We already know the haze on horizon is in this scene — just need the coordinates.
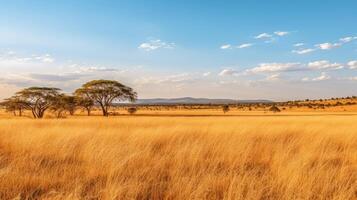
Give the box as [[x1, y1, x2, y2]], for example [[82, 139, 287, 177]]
[[0, 0, 356, 101]]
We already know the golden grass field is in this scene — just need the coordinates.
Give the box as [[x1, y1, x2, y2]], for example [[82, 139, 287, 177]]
[[0, 112, 356, 200]]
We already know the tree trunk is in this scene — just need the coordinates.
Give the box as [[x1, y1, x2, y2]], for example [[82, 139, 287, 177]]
[[31, 108, 37, 119], [99, 103, 108, 116], [86, 108, 91, 116], [37, 109, 45, 118]]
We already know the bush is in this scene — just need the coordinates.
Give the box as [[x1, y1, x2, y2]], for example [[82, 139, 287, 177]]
[[222, 105, 230, 113], [269, 105, 281, 113], [127, 107, 137, 115]]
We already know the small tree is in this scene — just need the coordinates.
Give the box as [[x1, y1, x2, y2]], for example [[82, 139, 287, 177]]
[[222, 105, 230, 113], [62, 95, 77, 115], [50, 94, 67, 118], [50, 94, 77, 118], [75, 80, 137, 116], [16, 87, 61, 118], [76, 96, 94, 116], [127, 107, 137, 115], [0, 96, 26, 116], [269, 105, 281, 113]]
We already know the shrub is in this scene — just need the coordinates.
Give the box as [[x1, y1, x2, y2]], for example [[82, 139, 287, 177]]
[[222, 105, 230, 113], [269, 105, 281, 113], [127, 107, 137, 115]]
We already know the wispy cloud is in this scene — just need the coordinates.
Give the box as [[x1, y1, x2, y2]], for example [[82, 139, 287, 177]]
[[314, 36, 356, 50], [220, 43, 253, 50], [313, 72, 331, 81], [220, 44, 232, 49], [265, 73, 281, 81], [294, 43, 305, 47], [237, 43, 253, 49], [245, 60, 346, 75], [73, 65, 120, 73], [218, 69, 239, 76], [302, 72, 331, 82], [138, 39, 175, 51], [28, 73, 86, 82], [254, 33, 272, 39], [292, 48, 315, 54], [308, 60, 344, 70], [315, 42, 342, 50], [274, 31, 289, 36], [246, 63, 302, 73], [203, 72, 211, 76], [347, 60, 357, 69], [0, 51, 55, 66], [339, 36, 357, 43], [254, 31, 289, 43]]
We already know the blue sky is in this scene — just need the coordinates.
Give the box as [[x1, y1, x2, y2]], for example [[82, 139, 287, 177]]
[[0, 0, 356, 100]]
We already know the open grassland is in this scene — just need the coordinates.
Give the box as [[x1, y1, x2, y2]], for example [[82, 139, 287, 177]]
[[0, 115, 356, 199]]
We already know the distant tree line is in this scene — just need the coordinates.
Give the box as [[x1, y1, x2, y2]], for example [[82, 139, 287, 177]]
[[0, 80, 137, 118]]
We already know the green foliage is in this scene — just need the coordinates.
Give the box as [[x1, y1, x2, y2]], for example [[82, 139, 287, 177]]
[[15, 87, 61, 118], [75, 80, 137, 116], [51, 95, 77, 118], [75, 96, 94, 116], [0, 96, 26, 116]]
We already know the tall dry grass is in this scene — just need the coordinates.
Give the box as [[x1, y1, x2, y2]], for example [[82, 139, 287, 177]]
[[0, 116, 356, 199]]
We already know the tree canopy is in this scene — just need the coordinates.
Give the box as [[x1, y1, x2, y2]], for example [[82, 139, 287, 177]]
[[16, 87, 61, 118], [75, 80, 137, 116]]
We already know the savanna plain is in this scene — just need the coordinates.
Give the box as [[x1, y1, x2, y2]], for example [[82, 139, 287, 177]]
[[0, 110, 356, 200]]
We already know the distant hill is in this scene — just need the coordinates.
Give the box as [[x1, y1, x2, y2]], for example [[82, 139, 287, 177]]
[[135, 97, 273, 105]]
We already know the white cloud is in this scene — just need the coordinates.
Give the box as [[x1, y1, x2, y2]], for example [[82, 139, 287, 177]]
[[312, 36, 356, 51], [247, 63, 302, 73], [266, 73, 281, 81], [219, 69, 238, 76], [302, 72, 331, 82], [73, 65, 119, 73], [237, 43, 253, 49], [220, 44, 232, 49], [308, 60, 344, 70], [138, 39, 175, 51], [292, 48, 316, 54], [315, 42, 341, 50], [274, 31, 289, 36], [347, 60, 357, 69], [255, 33, 272, 39], [339, 36, 357, 43], [221, 43, 253, 50], [34, 54, 55, 63], [312, 72, 331, 81], [203, 72, 211, 77], [294, 43, 304, 47], [0, 52, 55, 68]]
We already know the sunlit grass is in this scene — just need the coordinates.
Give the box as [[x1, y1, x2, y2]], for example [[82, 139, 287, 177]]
[[0, 115, 356, 199]]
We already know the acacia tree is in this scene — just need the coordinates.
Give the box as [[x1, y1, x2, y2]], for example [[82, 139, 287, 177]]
[[75, 80, 137, 116], [50, 94, 67, 118], [16, 87, 61, 118], [0, 96, 26, 116], [75, 96, 94, 116], [50, 94, 77, 118], [62, 95, 77, 115]]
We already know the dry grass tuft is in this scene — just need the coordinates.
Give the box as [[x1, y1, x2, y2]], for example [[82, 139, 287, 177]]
[[0, 116, 356, 199]]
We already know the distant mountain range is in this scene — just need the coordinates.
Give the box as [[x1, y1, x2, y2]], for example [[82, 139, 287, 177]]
[[135, 97, 273, 105]]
